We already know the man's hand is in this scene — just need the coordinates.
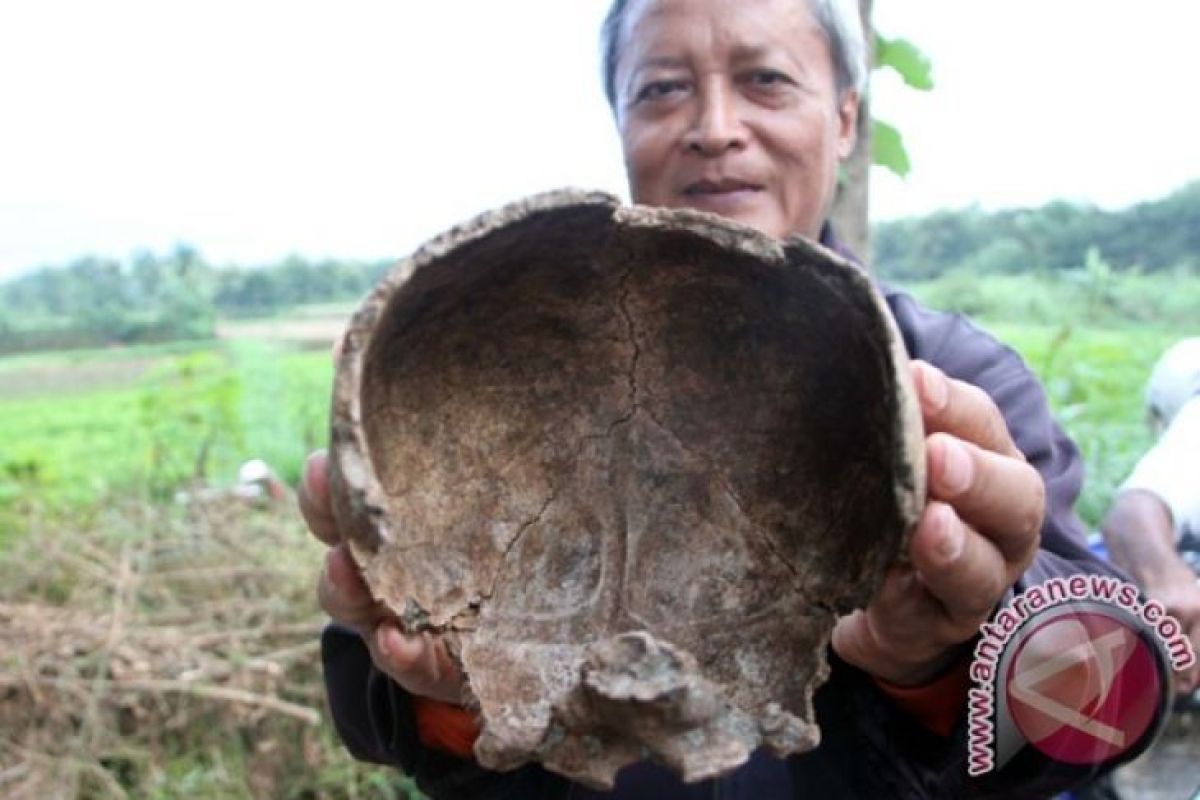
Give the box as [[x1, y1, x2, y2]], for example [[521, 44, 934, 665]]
[[1103, 489, 1200, 696], [300, 450, 466, 704], [832, 360, 1045, 686], [1146, 575, 1200, 695]]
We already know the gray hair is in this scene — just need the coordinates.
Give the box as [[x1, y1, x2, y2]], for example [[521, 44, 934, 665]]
[[601, 0, 867, 110]]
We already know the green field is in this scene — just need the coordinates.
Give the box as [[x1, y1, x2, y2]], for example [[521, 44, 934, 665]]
[[0, 286, 1190, 798], [900, 270, 1192, 526], [0, 311, 1180, 533], [0, 339, 332, 520], [0, 322, 427, 797], [983, 322, 1175, 526]]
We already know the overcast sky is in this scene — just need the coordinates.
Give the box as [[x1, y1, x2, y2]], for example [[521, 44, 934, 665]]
[[2, 1, 1198, 278]]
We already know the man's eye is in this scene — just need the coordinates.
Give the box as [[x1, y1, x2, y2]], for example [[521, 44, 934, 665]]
[[635, 80, 688, 103], [747, 69, 792, 88]]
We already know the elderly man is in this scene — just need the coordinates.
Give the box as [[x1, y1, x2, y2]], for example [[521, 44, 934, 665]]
[[301, 1, 1144, 796]]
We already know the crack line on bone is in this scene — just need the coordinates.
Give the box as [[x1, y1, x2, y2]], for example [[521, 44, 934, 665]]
[[607, 256, 826, 614], [470, 487, 561, 614], [467, 249, 639, 624], [614, 260, 641, 412], [568, 260, 642, 455], [637, 404, 821, 602]]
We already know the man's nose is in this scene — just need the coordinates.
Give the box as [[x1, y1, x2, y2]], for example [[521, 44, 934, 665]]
[[683, 83, 746, 156]]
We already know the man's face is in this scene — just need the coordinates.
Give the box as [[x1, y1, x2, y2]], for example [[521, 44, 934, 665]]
[[613, 0, 859, 241]]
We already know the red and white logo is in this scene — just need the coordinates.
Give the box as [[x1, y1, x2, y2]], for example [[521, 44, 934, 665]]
[[966, 576, 1188, 777], [1005, 610, 1162, 765]]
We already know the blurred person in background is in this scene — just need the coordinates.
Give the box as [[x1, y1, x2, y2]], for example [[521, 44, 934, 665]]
[[1102, 337, 1200, 698]]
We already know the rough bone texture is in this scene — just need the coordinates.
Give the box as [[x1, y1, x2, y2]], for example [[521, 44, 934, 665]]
[[328, 190, 925, 788]]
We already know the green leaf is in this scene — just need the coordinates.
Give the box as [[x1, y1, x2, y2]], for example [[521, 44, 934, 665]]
[[872, 119, 911, 177], [875, 35, 934, 91]]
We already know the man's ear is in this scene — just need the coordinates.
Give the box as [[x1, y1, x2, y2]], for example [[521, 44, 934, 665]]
[[836, 89, 860, 160]]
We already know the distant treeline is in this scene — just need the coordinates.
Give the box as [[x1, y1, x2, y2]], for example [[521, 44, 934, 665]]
[[0, 247, 390, 353], [874, 180, 1200, 280], [2, 181, 1198, 353]]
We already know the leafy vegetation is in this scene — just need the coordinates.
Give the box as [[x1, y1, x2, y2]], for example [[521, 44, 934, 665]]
[[898, 266, 1186, 527], [0, 339, 331, 523], [898, 255, 1200, 330], [0, 498, 424, 799], [875, 181, 1200, 280], [872, 31, 934, 178], [5, 182, 1196, 356], [0, 248, 388, 354]]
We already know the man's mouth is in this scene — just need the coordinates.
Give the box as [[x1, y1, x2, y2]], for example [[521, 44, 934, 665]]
[[683, 178, 763, 197], [680, 179, 763, 214]]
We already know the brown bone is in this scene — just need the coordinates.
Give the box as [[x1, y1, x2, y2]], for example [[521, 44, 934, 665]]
[[328, 189, 925, 788]]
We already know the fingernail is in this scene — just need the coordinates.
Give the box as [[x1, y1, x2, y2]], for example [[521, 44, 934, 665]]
[[376, 623, 394, 657], [940, 439, 972, 495], [936, 508, 964, 561], [304, 451, 328, 496], [325, 546, 346, 582], [919, 363, 948, 412]]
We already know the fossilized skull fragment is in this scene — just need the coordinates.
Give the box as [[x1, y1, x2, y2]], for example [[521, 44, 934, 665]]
[[328, 190, 925, 788]]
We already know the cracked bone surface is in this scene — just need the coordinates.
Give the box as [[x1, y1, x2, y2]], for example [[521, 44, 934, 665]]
[[328, 190, 925, 788]]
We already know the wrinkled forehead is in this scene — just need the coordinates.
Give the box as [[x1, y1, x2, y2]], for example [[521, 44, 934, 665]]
[[615, 0, 823, 74]]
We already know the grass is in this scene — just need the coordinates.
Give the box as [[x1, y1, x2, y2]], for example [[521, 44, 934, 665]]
[[0, 339, 331, 518], [0, 499, 424, 799], [900, 269, 1188, 528], [0, 276, 1192, 797], [0, 339, 216, 376], [0, 293, 1178, 530], [901, 267, 1200, 330], [982, 322, 1177, 527]]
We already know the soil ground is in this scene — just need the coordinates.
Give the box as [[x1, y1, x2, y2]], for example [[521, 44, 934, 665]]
[[1111, 707, 1200, 799]]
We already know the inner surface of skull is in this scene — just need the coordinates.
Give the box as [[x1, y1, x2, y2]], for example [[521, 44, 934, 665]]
[[328, 190, 925, 788]]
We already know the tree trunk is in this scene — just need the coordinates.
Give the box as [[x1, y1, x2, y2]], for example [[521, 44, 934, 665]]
[[829, 0, 874, 262]]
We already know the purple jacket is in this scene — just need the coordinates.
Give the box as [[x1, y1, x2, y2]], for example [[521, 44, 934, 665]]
[[321, 249, 1128, 799]]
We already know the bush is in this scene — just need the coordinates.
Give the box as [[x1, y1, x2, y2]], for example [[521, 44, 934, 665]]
[[901, 270, 1198, 330], [0, 500, 425, 799]]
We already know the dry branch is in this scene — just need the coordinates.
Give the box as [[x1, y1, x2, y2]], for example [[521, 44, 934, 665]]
[[0, 675, 320, 726], [0, 500, 334, 797]]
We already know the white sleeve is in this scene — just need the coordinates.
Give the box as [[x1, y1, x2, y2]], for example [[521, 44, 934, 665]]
[[1121, 395, 1200, 541]]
